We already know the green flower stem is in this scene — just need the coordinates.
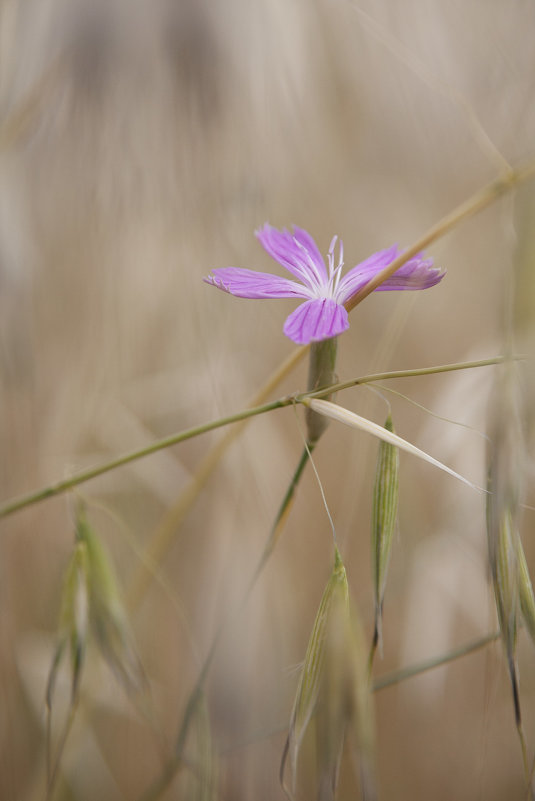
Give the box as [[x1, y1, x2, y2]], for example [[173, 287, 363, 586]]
[[0, 356, 509, 521], [306, 338, 338, 444], [219, 631, 501, 754]]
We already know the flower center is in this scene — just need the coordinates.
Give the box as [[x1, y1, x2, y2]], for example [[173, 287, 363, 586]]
[[325, 235, 345, 300]]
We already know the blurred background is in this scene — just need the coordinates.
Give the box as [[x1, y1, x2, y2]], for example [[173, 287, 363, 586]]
[[1, 0, 535, 799]]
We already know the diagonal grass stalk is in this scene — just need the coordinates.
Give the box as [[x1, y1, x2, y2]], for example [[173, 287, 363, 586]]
[[0, 357, 509, 521], [372, 631, 500, 692], [344, 161, 535, 314], [221, 632, 501, 751]]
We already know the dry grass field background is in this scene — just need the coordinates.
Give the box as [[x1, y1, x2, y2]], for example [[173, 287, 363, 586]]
[[1, 1, 535, 799]]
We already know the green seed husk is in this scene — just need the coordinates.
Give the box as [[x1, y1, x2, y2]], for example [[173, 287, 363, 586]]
[[47, 505, 148, 797], [486, 362, 524, 727], [283, 548, 375, 800], [371, 415, 399, 653], [494, 509, 518, 658], [287, 548, 347, 783], [47, 539, 90, 712], [46, 521, 91, 793], [486, 479, 522, 728], [318, 583, 376, 801], [517, 535, 535, 647], [75, 508, 146, 695]]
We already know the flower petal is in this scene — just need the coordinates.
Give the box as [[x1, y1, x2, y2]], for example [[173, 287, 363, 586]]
[[204, 268, 311, 299], [256, 224, 328, 289], [337, 245, 445, 302], [372, 256, 445, 291], [283, 299, 349, 345], [336, 245, 400, 300]]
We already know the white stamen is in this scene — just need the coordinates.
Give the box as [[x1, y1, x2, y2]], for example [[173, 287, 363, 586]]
[[331, 238, 345, 297], [328, 236, 338, 280], [328, 235, 338, 257]]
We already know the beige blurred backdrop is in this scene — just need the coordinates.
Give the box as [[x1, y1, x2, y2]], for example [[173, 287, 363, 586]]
[[1, 1, 535, 799]]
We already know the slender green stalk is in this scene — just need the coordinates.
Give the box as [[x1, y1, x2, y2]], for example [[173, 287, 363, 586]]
[[0, 356, 507, 521], [0, 398, 290, 519], [372, 631, 500, 692], [137, 636, 220, 801], [222, 631, 501, 753], [305, 355, 511, 399]]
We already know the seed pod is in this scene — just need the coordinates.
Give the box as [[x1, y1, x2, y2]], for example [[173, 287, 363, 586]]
[[283, 548, 375, 800], [46, 506, 146, 797], [371, 415, 399, 652], [76, 508, 146, 695], [285, 547, 347, 790], [46, 533, 91, 792], [318, 580, 376, 801], [313, 553, 351, 800], [47, 539, 90, 710], [491, 508, 518, 660]]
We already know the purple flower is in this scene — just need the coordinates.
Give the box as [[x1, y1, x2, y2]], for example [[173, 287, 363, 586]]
[[204, 224, 445, 345]]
